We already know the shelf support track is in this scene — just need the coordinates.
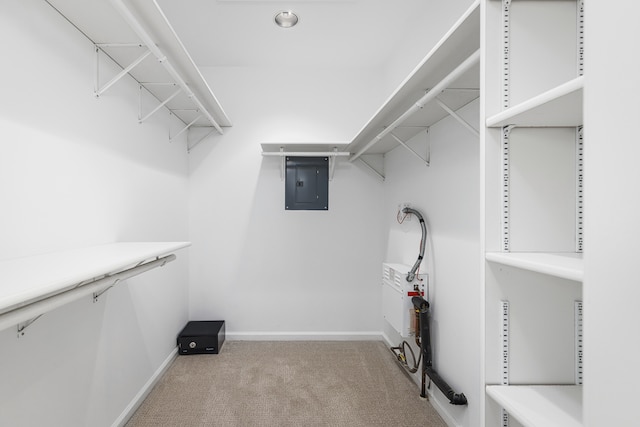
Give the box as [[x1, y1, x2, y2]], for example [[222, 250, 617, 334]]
[[502, 0, 512, 110], [501, 300, 510, 427], [94, 45, 151, 97], [501, 125, 514, 252], [575, 301, 584, 385], [576, 126, 584, 252]]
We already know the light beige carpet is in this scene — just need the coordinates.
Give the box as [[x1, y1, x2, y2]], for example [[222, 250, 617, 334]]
[[126, 341, 447, 427]]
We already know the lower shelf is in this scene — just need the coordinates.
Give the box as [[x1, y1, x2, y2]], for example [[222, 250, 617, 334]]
[[486, 385, 582, 427]]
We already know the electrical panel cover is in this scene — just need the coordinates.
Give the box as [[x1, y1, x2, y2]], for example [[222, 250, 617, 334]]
[[285, 157, 329, 210]]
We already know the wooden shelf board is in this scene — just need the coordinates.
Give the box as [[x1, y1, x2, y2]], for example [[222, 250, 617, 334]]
[[486, 252, 583, 282], [486, 77, 584, 128], [0, 242, 190, 315], [486, 385, 582, 427]]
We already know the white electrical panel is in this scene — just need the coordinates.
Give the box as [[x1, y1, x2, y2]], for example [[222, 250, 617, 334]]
[[382, 263, 427, 337]]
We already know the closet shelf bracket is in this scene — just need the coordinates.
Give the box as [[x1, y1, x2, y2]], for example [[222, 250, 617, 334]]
[[389, 130, 430, 166], [139, 85, 182, 123], [94, 44, 151, 97], [357, 156, 385, 181], [16, 315, 43, 338], [435, 97, 479, 137], [170, 114, 202, 142]]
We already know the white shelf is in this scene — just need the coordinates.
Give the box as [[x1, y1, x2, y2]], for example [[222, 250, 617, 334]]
[[45, 0, 231, 130], [346, 1, 480, 157], [486, 252, 583, 282], [261, 143, 350, 156], [486, 77, 584, 128], [486, 385, 582, 427], [0, 242, 190, 316]]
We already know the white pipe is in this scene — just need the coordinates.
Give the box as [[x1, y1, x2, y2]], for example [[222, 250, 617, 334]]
[[262, 152, 351, 157], [109, 0, 224, 134], [350, 49, 480, 162], [0, 254, 176, 333]]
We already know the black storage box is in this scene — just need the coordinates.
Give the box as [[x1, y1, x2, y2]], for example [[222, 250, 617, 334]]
[[177, 320, 225, 355]]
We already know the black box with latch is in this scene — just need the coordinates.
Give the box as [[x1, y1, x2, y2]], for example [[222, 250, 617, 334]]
[[177, 321, 225, 355]]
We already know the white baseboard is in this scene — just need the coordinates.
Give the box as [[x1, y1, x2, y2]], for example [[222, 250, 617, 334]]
[[226, 331, 384, 341], [112, 347, 178, 427]]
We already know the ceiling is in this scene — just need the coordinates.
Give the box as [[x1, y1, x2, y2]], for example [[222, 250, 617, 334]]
[[155, 0, 435, 68]]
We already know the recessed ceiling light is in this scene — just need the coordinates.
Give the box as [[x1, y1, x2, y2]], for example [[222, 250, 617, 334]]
[[274, 11, 299, 28]]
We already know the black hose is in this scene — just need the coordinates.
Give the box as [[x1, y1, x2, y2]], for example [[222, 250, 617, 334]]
[[402, 207, 426, 282], [413, 295, 467, 405]]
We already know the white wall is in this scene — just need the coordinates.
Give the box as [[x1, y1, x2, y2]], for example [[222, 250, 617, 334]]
[[584, 1, 640, 425], [382, 100, 481, 427], [188, 66, 387, 338], [0, 1, 190, 425], [382, 0, 476, 96]]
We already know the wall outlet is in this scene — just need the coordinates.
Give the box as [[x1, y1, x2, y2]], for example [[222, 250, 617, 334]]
[[398, 202, 411, 220]]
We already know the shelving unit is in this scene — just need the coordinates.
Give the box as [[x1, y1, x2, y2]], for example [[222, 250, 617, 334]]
[[44, 0, 231, 141], [482, 1, 584, 426], [345, 1, 480, 177], [0, 242, 190, 334]]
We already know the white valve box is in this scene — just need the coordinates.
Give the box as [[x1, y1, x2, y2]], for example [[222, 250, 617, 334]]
[[382, 263, 427, 337]]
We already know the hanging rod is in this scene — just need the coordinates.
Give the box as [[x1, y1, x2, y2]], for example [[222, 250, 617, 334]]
[[349, 49, 480, 162], [109, 0, 224, 135], [0, 254, 176, 334]]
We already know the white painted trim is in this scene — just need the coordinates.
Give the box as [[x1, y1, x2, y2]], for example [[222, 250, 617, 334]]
[[226, 331, 383, 341], [112, 347, 178, 427]]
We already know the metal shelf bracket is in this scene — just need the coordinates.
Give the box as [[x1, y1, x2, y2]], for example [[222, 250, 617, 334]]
[[435, 97, 479, 137], [16, 315, 43, 338], [94, 44, 151, 97], [389, 129, 430, 166], [138, 84, 181, 123]]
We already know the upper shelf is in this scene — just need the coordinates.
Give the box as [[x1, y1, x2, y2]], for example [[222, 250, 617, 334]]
[[45, 0, 231, 130], [261, 143, 350, 156], [0, 242, 190, 316], [346, 1, 480, 159], [486, 77, 584, 128], [486, 252, 583, 282]]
